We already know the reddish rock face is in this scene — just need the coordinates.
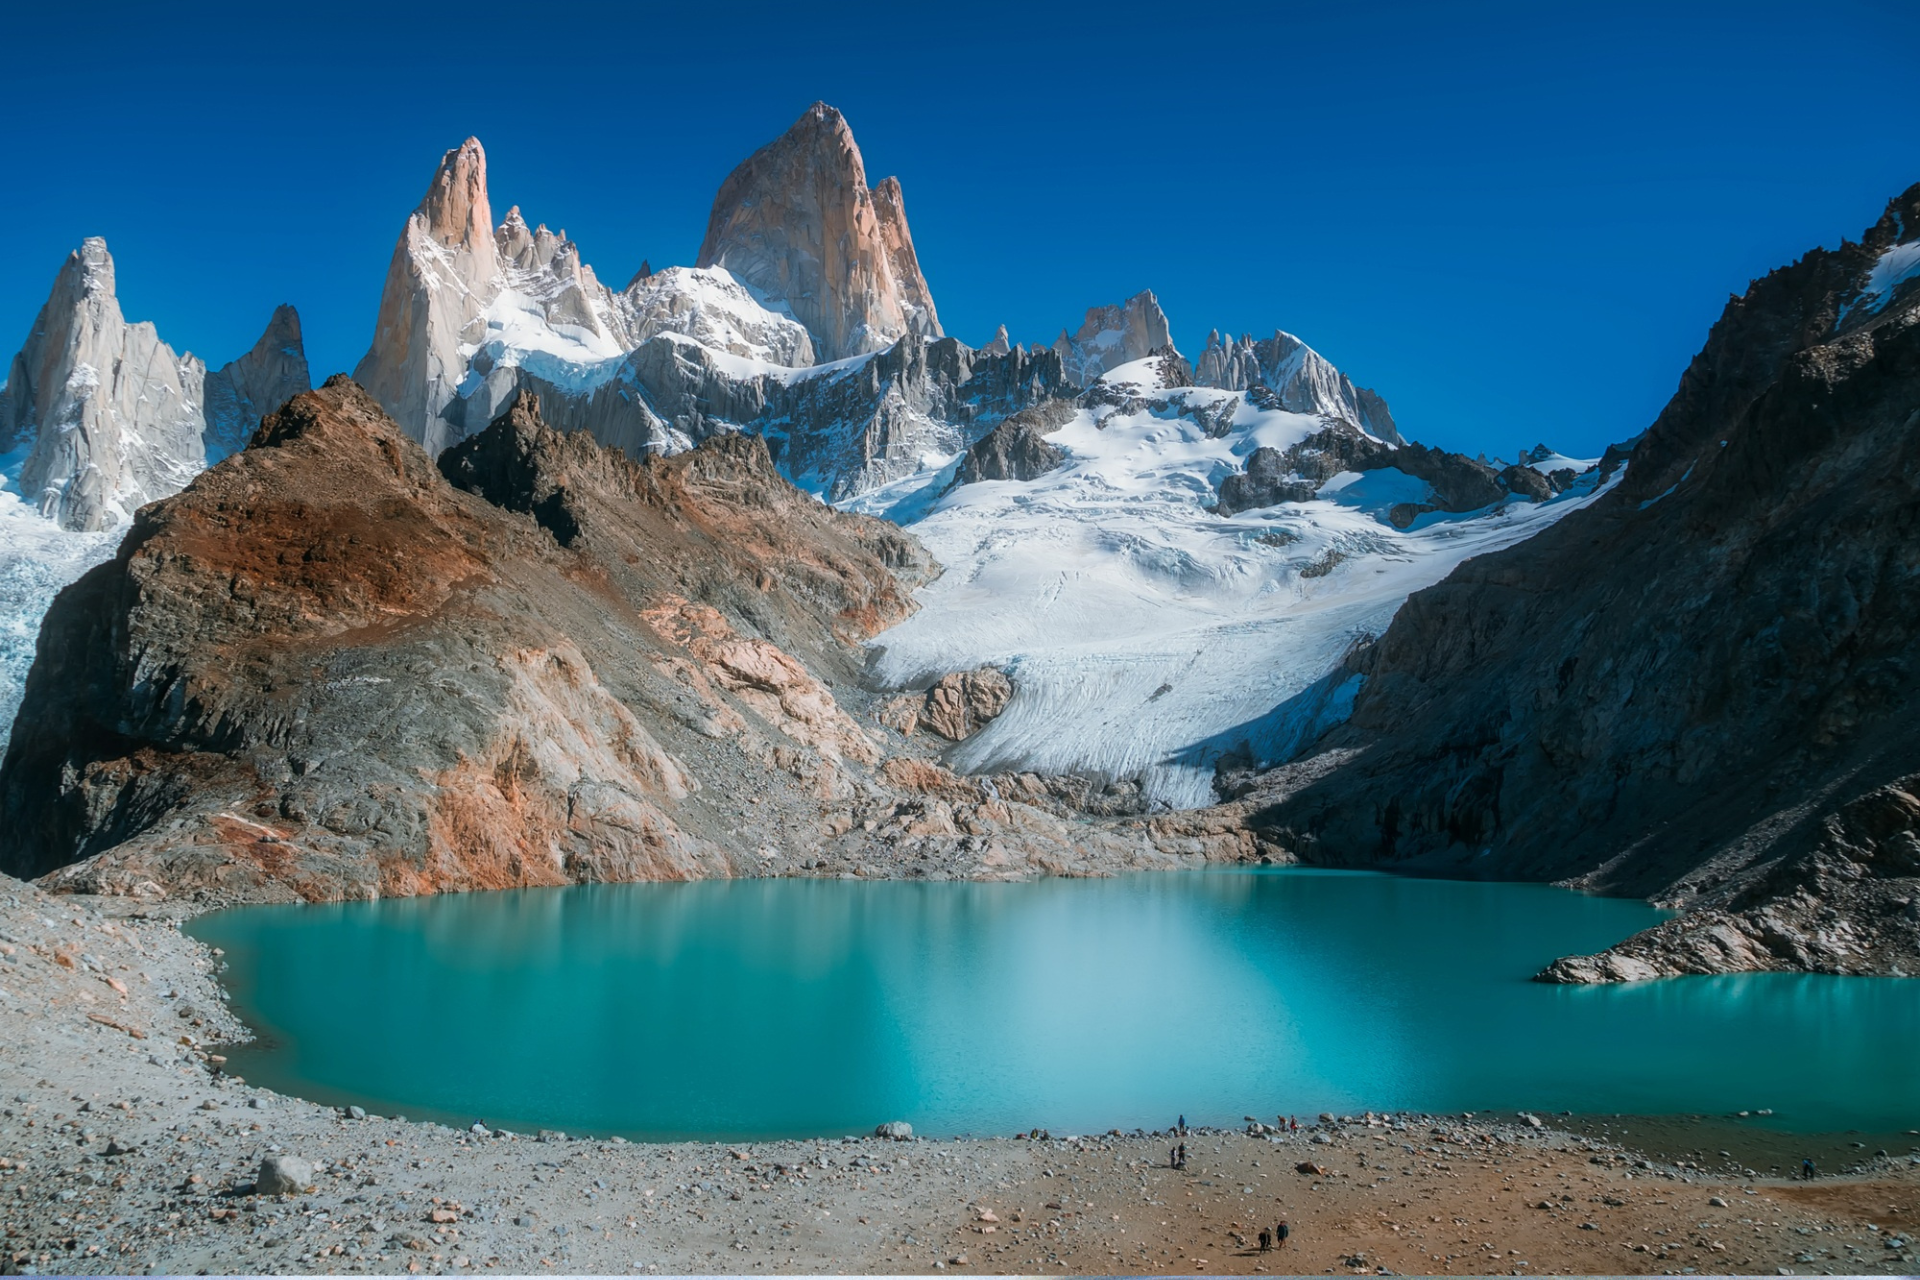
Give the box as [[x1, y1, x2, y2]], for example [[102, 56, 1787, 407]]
[[697, 102, 941, 362]]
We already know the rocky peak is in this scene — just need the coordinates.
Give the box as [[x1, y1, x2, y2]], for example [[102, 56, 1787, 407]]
[[1, 238, 307, 531], [1052, 291, 1175, 385], [697, 102, 942, 362], [203, 303, 311, 458], [420, 136, 494, 256], [979, 324, 1012, 357], [1194, 327, 1402, 444], [354, 137, 512, 454]]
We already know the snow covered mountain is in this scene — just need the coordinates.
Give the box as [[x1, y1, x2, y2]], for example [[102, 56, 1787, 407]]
[[0, 238, 309, 751], [1195, 328, 1403, 443], [851, 355, 1607, 807]]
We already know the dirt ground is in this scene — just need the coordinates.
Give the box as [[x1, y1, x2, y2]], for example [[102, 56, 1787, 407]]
[[3, 874, 1917, 1276]]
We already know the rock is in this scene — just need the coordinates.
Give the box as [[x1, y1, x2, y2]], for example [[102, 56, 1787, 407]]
[[920, 669, 1014, 741], [951, 401, 1073, 485], [469, 1123, 489, 1136], [255, 1155, 314, 1196], [698, 102, 940, 363], [1297, 1161, 1328, 1176], [875, 1121, 913, 1140], [1709, 1196, 1730, 1207], [346, 1105, 366, 1120]]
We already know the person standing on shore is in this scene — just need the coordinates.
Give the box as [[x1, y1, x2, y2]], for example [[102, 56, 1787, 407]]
[[1802, 1157, 1816, 1180], [1258, 1228, 1273, 1252], [1276, 1219, 1290, 1248], [1178, 1113, 1186, 1135]]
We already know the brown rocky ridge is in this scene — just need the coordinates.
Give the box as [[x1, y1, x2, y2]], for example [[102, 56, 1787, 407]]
[[1235, 181, 1920, 981], [0, 380, 1254, 903]]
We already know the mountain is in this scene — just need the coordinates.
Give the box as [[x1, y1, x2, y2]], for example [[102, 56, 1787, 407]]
[[1240, 182, 1920, 981], [352, 122, 1060, 499], [0, 238, 308, 531], [0, 381, 1228, 899], [698, 102, 941, 362], [1195, 329, 1404, 443]]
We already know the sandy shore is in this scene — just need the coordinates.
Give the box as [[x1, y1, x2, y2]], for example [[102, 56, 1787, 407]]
[[3, 874, 1917, 1277]]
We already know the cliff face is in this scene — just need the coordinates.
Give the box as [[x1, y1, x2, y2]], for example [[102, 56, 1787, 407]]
[[1247, 182, 1920, 979], [0, 381, 1231, 903], [697, 103, 941, 362]]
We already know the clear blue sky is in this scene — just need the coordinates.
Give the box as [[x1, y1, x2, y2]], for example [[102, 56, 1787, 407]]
[[4, 0, 1915, 461]]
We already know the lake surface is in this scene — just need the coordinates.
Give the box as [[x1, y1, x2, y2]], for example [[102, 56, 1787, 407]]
[[189, 869, 1920, 1139]]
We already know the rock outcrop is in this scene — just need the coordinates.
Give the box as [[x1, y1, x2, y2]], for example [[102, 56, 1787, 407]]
[[0, 238, 308, 531], [1195, 329, 1403, 444], [1052, 292, 1175, 385], [1214, 421, 1556, 522], [879, 668, 1014, 742], [950, 400, 1074, 485], [698, 102, 941, 362], [1244, 181, 1920, 979]]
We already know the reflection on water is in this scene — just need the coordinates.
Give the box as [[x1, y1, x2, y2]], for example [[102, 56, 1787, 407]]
[[189, 870, 1920, 1139]]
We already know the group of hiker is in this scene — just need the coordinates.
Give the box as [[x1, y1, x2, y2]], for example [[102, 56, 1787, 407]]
[[1169, 1114, 1293, 1253]]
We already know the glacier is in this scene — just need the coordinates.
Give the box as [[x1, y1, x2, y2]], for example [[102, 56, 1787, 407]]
[[853, 358, 1618, 809]]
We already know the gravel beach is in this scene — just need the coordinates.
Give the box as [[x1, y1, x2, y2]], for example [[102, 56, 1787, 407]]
[[4, 875, 1917, 1277]]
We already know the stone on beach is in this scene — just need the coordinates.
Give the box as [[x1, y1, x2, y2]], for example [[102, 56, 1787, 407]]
[[255, 1154, 314, 1195]]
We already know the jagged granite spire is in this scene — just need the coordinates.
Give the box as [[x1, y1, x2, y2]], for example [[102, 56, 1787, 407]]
[[354, 137, 502, 455], [0, 239, 308, 530], [697, 102, 942, 362]]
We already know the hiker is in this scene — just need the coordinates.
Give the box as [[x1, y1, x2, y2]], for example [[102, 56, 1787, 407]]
[[1178, 1113, 1187, 1135], [1289, 1114, 1298, 1132], [1176, 1142, 1188, 1169], [1169, 1145, 1179, 1169], [1258, 1228, 1273, 1252], [1276, 1219, 1291, 1248], [1802, 1157, 1816, 1180]]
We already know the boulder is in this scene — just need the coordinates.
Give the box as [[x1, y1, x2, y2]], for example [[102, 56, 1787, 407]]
[[255, 1155, 314, 1195], [875, 1121, 913, 1140]]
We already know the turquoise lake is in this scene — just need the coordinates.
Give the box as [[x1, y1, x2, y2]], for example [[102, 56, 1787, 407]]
[[188, 869, 1920, 1140]]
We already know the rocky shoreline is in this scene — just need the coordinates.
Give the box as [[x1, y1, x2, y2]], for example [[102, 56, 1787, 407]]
[[5, 871, 1919, 1277]]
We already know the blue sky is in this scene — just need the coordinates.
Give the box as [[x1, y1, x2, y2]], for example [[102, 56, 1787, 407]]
[[3, 0, 1915, 461]]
